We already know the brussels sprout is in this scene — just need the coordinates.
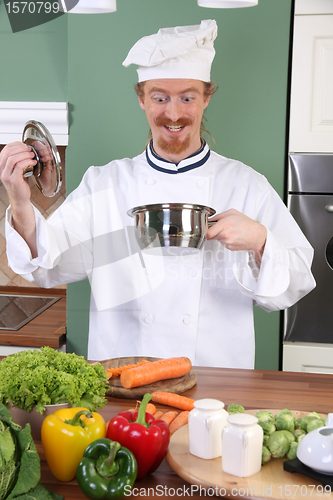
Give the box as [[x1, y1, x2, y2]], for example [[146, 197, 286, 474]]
[[306, 418, 325, 433], [297, 416, 319, 431], [293, 427, 305, 439], [227, 404, 245, 415], [263, 435, 269, 446], [295, 417, 303, 429], [307, 412, 322, 419], [260, 421, 276, 436], [274, 409, 295, 432], [297, 433, 306, 443], [294, 428, 306, 442], [256, 411, 276, 435], [262, 445, 271, 465], [256, 411, 274, 423], [267, 431, 291, 458], [279, 430, 296, 444], [287, 441, 298, 460]]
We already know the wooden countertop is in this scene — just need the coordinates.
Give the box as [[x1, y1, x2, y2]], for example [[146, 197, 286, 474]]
[[0, 296, 66, 348], [35, 367, 333, 499]]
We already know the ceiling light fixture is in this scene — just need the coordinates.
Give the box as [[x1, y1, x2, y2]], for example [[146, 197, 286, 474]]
[[198, 0, 258, 7], [58, 0, 117, 13]]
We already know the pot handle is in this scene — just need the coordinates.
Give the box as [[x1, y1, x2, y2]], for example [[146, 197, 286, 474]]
[[207, 219, 218, 228]]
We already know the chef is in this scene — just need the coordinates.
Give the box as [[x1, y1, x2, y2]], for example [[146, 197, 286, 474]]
[[0, 20, 315, 368]]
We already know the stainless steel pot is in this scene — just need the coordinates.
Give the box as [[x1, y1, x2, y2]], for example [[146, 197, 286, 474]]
[[128, 203, 216, 251]]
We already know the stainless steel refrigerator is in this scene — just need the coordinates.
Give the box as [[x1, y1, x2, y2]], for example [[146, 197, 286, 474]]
[[283, 154, 333, 373]]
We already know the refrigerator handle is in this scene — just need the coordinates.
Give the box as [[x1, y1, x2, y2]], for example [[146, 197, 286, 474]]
[[325, 205, 333, 213]]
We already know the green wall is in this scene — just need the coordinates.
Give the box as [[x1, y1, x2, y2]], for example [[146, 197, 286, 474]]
[[0, 3, 68, 101], [0, 0, 292, 369]]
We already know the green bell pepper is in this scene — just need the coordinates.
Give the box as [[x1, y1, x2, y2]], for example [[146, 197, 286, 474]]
[[76, 438, 137, 500]]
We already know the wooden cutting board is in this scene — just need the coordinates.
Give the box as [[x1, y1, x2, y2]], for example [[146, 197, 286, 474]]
[[101, 356, 197, 399], [166, 409, 332, 500]]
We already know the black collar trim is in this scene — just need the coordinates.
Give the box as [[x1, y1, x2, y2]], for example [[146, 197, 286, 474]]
[[146, 140, 210, 174]]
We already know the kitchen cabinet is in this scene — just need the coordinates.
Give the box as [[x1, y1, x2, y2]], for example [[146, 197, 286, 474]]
[[0, 292, 66, 356], [289, 0, 333, 153], [283, 342, 333, 374]]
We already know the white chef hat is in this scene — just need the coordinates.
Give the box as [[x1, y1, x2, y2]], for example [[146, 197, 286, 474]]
[[122, 20, 218, 83]]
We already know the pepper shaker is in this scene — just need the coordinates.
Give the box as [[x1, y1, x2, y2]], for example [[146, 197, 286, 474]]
[[188, 399, 228, 459], [222, 413, 263, 477]]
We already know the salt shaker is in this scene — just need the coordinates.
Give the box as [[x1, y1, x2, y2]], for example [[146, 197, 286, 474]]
[[221, 413, 263, 477], [188, 399, 228, 459]]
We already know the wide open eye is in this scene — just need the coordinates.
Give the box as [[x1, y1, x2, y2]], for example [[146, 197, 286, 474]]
[[181, 96, 193, 103], [152, 95, 167, 103]]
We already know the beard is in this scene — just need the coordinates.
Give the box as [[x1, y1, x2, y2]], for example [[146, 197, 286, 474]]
[[157, 135, 191, 157], [154, 118, 193, 157]]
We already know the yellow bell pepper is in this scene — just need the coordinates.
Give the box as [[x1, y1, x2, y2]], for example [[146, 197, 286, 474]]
[[41, 406, 106, 482]]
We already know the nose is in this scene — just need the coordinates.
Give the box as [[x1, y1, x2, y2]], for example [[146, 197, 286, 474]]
[[164, 99, 182, 122]]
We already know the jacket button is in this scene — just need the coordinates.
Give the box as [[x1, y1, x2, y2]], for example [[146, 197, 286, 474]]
[[183, 316, 191, 325], [146, 268, 155, 276], [146, 178, 156, 185], [188, 268, 198, 277], [196, 178, 206, 188], [144, 315, 153, 324]]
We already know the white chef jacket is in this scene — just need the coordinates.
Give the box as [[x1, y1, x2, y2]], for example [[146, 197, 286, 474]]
[[5, 141, 315, 368]]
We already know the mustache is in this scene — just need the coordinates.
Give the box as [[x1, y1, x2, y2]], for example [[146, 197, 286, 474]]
[[154, 117, 193, 127]]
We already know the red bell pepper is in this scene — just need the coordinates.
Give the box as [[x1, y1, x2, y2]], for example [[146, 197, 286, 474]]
[[107, 393, 170, 480]]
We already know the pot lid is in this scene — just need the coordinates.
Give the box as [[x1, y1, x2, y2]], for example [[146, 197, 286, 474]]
[[22, 120, 62, 197]]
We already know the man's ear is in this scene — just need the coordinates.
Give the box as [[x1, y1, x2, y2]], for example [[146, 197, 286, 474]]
[[203, 84, 214, 109], [138, 95, 145, 110], [203, 96, 211, 110]]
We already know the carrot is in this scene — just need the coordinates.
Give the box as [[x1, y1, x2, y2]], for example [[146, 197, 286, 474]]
[[120, 357, 192, 389], [106, 359, 150, 379], [151, 391, 196, 411], [146, 403, 156, 415], [154, 411, 164, 420], [160, 411, 178, 426], [169, 411, 190, 436], [128, 402, 156, 415]]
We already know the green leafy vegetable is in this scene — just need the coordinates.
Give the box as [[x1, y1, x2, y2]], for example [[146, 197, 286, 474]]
[[266, 430, 291, 458], [225, 405, 328, 468], [227, 404, 245, 415], [256, 410, 274, 423], [262, 410, 326, 465], [278, 430, 296, 444], [0, 347, 108, 414], [296, 415, 319, 431], [0, 402, 63, 500], [307, 412, 322, 419], [306, 418, 325, 433], [287, 441, 298, 460], [293, 427, 305, 440], [256, 410, 276, 436], [274, 409, 295, 432], [261, 445, 271, 465]]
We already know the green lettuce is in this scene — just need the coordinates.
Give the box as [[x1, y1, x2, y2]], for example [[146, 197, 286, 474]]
[[0, 347, 108, 414]]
